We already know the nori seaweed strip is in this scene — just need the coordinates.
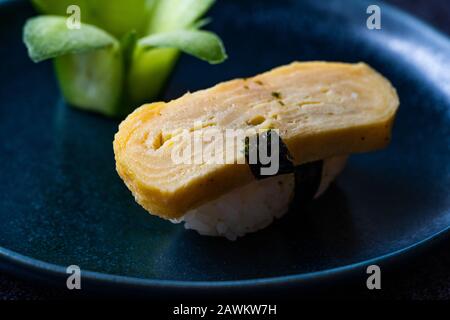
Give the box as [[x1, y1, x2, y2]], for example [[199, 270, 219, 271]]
[[244, 129, 324, 206], [292, 160, 323, 206], [244, 130, 294, 179]]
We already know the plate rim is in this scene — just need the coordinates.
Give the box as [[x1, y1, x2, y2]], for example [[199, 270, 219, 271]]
[[1, 0, 449, 290], [0, 226, 449, 290]]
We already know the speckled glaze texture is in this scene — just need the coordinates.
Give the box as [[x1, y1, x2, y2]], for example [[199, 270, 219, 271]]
[[0, 0, 449, 290]]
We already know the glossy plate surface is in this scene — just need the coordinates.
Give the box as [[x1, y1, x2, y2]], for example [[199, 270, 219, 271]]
[[0, 0, 449, 291]]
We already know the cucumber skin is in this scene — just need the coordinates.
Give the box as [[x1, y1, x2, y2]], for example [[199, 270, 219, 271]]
[[54, 48, 123, 117], [126, 48, 180, 112], [32, 0, 150, 39], [53, 48, 179, 118]]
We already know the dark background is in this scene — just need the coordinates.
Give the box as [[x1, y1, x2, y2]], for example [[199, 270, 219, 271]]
[[1, 0, 449, 300]]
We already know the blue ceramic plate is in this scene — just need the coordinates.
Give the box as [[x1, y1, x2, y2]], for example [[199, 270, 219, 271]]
[[0, 0, 449, 293]]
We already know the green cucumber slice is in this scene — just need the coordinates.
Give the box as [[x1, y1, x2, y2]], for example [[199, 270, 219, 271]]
[[54, 48, 124, 117]]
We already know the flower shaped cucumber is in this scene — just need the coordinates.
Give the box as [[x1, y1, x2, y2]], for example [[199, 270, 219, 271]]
[[23, 0, 227, 117]]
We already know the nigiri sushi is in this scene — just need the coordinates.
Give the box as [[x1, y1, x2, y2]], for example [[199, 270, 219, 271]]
[[113, 61, 399, 240]]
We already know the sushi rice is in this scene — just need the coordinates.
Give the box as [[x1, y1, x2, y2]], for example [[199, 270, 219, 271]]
[[171, 155, 348, 240]]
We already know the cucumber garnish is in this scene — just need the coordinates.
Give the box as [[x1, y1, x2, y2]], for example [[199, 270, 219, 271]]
[[23, 0, 227, 117]]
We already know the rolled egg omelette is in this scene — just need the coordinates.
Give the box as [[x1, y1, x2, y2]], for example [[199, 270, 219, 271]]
[[113, 61, 399, 240]]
